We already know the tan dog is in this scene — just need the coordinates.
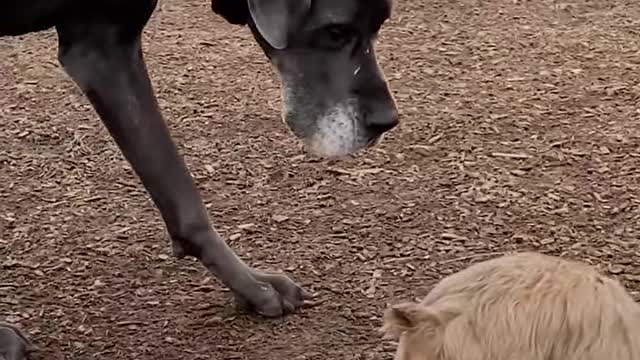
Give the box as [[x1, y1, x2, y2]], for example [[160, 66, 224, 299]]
[[381, 252, 640, 360]]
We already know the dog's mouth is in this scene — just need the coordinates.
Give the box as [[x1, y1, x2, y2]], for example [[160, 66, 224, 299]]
[[366, 134, 383, 148]]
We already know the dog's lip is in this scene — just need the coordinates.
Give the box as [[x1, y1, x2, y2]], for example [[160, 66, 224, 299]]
[[366, 135, 382, 147]]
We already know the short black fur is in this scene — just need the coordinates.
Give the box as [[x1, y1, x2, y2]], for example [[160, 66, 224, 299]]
[[0, 0, 397, 356]]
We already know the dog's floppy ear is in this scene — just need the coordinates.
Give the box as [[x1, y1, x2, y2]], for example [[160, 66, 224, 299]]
[[381, 302, 433, 338], [211, 0, 249, 25], [380, 300, 462, 339], [247, 0, 311, 49]]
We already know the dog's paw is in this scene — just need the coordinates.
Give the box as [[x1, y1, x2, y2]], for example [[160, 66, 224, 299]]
[[234, 271, 313, 317], [0, 323, 35, 360]]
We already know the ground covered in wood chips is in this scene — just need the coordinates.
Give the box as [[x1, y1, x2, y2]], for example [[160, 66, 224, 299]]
[[2, 0, 640, 359]]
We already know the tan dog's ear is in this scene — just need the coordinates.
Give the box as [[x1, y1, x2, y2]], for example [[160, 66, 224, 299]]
[[381, 299, 463, 339], [381, 302, 432, 338]]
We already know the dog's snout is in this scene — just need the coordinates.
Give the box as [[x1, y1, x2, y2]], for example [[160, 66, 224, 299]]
[[354, 77, 399, 136], [365, 102, 399, 134]]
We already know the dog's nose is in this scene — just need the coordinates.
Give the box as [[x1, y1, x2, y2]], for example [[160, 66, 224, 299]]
[[365, 104, 399, 134]]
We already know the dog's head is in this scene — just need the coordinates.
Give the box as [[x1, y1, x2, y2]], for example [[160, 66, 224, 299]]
[[381, 299, 465, 360], [211, 0, 398, 157]]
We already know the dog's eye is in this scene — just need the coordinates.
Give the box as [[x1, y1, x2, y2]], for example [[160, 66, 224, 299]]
[[317, 24, 356, 50]]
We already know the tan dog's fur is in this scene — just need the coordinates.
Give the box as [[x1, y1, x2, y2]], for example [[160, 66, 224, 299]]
[[381, 252, 640, 360]]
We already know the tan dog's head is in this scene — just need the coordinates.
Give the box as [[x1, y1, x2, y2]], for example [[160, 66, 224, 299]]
[[381, 252, 640, 360], [381, 298, 463, 360]]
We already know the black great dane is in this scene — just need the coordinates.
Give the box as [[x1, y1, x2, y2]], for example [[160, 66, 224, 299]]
[[0, 0, 397, 357]]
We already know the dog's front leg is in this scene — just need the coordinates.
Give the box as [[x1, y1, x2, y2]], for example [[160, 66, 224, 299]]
[[53, 21, 309, 317]]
